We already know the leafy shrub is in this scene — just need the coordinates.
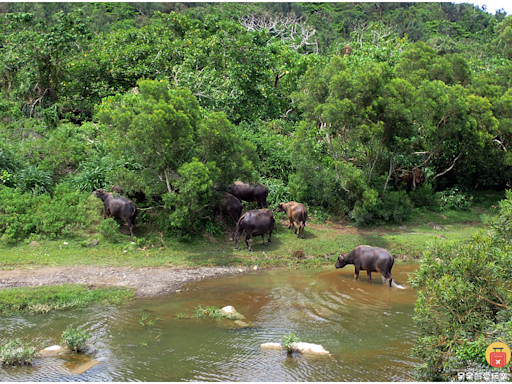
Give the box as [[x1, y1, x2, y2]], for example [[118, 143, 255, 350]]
[[281, 332, 301, 353], [375, 190, 413, 224], [351, 190, 413, 225], [0, 339, 37, 366], [15, 165, 53, 195], [61, 327, 91, 353], [72, 155, 114, 192], [162, 160, 216, 235], [409, 184, 439, 211], [410, 192, 512, 380], [435, 187, 473, 210], [0, 183, 93, 243], [264, 177, 292, 208], [97, 218, 120, 243], [490, 189, 512, 244]]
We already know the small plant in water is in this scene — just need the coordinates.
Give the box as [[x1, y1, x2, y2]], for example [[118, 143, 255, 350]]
[[175, 312, 188, 319], [61, 327, 91, 353], [139, 313, 149, 326], [0, 339, 37, 366], [281, 332, 301, 354], [194, 304, 225, 320]]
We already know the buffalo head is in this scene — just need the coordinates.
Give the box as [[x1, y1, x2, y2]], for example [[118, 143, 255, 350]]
[[335, 254, 347, 269], [275, 203, 285, 213]]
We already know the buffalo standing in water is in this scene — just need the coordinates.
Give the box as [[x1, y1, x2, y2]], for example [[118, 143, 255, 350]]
[[335, 245, 394, 287], [275, 201, 308, 239], [228, 181, 269, 209], [235, 209, 275, 252], [94, 189, 137, 240]]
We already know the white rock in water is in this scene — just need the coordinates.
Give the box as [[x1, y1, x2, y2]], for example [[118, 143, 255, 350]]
[[261, 342, 283, 350], [253, 265, 258, 270], [291, 342, 330, 355], [219, 305, 237, 315], [45, 345, 62, 351], [39, 345, 66, 357]]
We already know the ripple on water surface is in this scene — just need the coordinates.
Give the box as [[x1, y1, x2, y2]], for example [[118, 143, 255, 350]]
[[0, 265, 420, 382]]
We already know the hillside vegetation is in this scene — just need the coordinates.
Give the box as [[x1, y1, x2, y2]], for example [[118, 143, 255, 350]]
[[1, 2, 511, 243]]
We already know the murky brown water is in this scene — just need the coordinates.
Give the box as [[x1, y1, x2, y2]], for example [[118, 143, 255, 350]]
[[0, 264, 420, 381]]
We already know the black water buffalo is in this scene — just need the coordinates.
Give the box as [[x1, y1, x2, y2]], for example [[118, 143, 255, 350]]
[[275, 201, 308, 239], [94, 189, 137, 240], [335, 245, 394, 287], [235, 209, 275, 252], [215, 191, 243, 240], [228, 181, 269, 208]]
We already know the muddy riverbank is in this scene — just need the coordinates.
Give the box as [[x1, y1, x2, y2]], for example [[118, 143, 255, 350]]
[[0, 266, 252, 297]]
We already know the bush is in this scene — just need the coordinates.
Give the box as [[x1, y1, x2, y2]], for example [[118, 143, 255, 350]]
[[0, 339, 37, 366], [409, 184, 439, 211], [281, 332, 301, 354], [97, 218, 121, 243], [61, 327, 91, 353], [263, 177, 292, 208], [435, 187, 473, 210], [0, 183, 94, 243], [409, 191, 512, 380], [351, 190, 412, 225], [15, 165, 53, 195], [490, 189, 512, 244]]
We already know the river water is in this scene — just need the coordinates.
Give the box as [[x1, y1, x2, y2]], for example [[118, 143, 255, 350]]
[[0, 264, 420, 382]]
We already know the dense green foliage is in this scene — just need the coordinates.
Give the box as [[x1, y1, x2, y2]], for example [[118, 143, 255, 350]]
[[0, 339, 37, 366], [61, 327, 91, 353], [0, 284, 135, 315], [410, 190, 512, 380], [0, 2, 511, 239]]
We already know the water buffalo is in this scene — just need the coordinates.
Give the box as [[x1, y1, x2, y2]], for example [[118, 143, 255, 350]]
[[335, 245, 394, 287], [396, 167, 425, 191], [94, 189, 137, 240], [275, 201, 308, 239], [215, 191, 243, 240], [235, 209, 275, 252], [228, 181, 269, 209]]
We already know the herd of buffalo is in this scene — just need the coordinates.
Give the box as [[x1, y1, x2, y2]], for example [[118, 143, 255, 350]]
[[93, 181, 395, 287]]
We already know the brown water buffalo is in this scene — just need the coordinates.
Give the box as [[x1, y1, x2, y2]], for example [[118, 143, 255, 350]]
[[215, 191, 243, 240], [275, 201, 308, 239], [235, 209, 275, 252], [335, 245, 394, 287], [228, 181, 269, 208], [94, 189, 137, 240], [396, 167, 425, 191]]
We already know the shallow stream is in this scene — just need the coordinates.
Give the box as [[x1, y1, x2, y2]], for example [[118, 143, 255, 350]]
[[0, 264, 420, 381]]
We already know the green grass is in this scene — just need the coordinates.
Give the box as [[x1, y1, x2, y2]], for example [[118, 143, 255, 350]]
[[0, 205, 496, 271], [0, 284, 134, 315]]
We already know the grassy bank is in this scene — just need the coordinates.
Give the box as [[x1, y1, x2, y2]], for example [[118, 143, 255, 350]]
[[0, 285, 135, 315], [0, 206, 491, 270]]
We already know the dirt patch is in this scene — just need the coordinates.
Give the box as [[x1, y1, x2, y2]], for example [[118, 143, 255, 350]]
[[305, 221, 399, 235], [0, 266, 250, 298]]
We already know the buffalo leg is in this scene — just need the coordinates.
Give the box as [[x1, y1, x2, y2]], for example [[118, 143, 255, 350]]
[[245, 234, 253, 251], [287, 219, 293, 229], [268, 229, 272, 243], [354, 268, 360, 281], [367, 271, 372, 283], [382, 271, 393, 287]]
